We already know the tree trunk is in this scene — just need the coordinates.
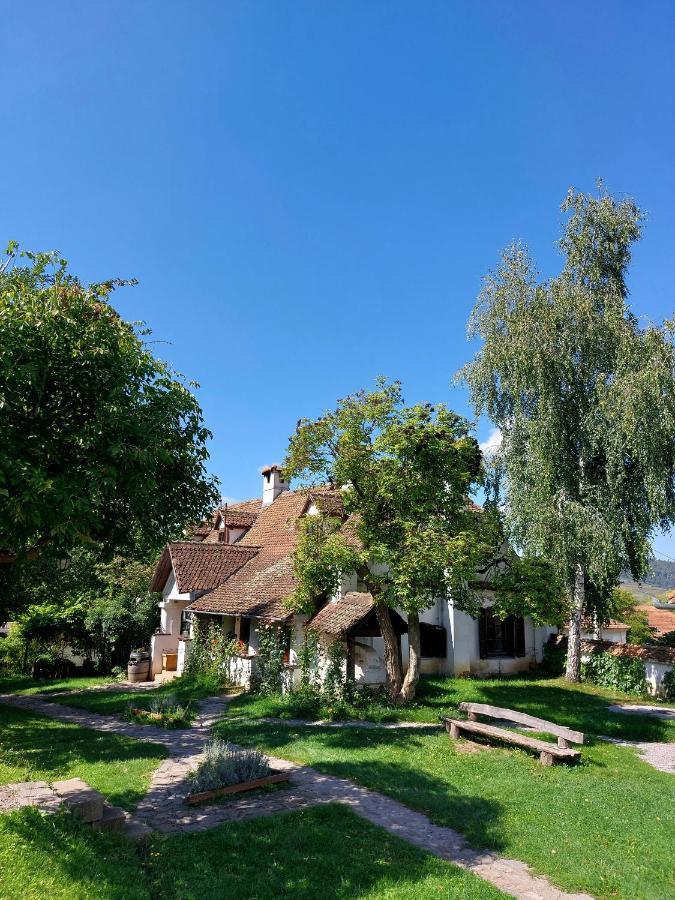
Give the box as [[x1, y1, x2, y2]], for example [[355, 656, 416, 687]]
[[565, 564, 585, 682], [398, 610, 421, 703], [374, 602, 402, 699]]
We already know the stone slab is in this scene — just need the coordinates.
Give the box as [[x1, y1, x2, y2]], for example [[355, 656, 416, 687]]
[[53, 778, 105, 823]]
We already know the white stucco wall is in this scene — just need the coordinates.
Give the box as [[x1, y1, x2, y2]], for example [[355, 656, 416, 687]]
[[645, 660, 673, 697]]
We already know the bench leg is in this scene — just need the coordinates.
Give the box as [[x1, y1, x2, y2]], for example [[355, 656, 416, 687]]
[[450, 723, 461, 740], [539, 751, 555, 767], [557, 737, 570, 749]]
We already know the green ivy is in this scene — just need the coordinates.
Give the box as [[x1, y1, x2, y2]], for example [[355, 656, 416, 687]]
[[183, 620, 239, 681], [661, 669, 675, 700], [251, 623, 289, 696], [581, 651, 647, 696]]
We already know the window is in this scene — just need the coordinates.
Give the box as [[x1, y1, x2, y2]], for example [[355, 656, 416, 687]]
[[180, 609, 192, 637], [478, 610, 525, 659], [235, 616, 251, 647], [420, 623, 447, 658]]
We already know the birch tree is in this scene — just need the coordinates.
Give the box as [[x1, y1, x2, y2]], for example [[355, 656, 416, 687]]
[[461, 187, 675, 680]]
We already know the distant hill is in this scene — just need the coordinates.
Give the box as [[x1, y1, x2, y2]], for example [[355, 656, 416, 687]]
[[620, 558, 675, 593]]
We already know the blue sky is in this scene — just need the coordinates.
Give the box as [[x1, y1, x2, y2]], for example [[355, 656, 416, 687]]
[[2, 2, 674, 558]]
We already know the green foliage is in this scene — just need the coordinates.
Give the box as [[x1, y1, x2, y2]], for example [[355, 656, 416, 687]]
[[183, 619, 239, 681], [323, 639, 348, 703], [581, 652, 647, 696], [0, 547, 160, 674], [662, 668, 675, 700], [189, 739, 271, 794], [0, 243, 219, 561], [492, 557, 567, 625], [539, 638, 566, 676], [656, 629, 675, 647], [250, 622, 289, 695], [606, 587, 654, 645], [461, 186, 675, 626], [126, 693, 194, 728], [298, 628, 321, 688], [285, 378, 498, 616]]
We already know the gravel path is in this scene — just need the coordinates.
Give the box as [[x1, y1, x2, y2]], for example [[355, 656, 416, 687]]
[[0, 690, 594, 900], [606, 703, 675, 720]]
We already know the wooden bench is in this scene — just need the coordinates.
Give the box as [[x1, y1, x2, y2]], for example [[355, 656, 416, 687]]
[[441, 702, 584, 766]]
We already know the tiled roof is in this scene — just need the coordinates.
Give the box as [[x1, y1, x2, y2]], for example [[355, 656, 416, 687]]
[[581, 639, 675, 665], [238, 490, 312, 553], [638, 604, 675, 637], [187, 551, 295, 620], [306, 592, 375, 637], [150, 542, 258, 593]]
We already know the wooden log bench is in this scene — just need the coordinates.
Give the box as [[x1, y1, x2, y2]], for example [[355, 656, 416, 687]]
[[441, 702, 584, 766]]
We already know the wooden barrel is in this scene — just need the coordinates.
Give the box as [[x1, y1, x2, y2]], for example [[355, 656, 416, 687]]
[[127, 659, 150, 682]]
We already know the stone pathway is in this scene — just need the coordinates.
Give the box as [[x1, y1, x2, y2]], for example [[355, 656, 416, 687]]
[[600, 736, 675, 774], [606, 702, 675, 720], [0, 690, 592, 900], [0, 780, 61, 814]]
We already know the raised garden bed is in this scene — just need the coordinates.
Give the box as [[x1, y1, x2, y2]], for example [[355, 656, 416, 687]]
[[186, 771, 290, 805]]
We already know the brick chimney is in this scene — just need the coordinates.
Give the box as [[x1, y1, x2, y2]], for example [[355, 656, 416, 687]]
[[261, 465, 288, 506]]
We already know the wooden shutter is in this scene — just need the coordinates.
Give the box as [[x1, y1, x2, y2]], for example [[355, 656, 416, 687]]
[[514, 616, 526, 657], [478, 610, 488, 659]]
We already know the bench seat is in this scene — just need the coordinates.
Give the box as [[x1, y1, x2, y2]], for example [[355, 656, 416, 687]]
[[441, 717, 581, 766]]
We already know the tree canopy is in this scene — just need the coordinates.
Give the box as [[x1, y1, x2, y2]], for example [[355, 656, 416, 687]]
[[0, 244, 219, 561], [461, 186, 675, 679], [284, 378, 499, 700]]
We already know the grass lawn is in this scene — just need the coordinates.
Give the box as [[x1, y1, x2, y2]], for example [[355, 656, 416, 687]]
[[224, 674, 675, 741], [215, 676, 675, 900], [35, 674, 228, 726], [0, 804, 506, 900], [0, 674, 114, 695], [0, 706, 166, 810]]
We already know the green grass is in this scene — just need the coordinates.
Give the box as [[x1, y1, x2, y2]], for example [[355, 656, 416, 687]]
[[225, 674, 675, 741], [214, 680, 675, 900], [0, 674, 114, 696], [36, 674, 227, 726], [0, 805, 505, 899], [0, 706, 166, 810]]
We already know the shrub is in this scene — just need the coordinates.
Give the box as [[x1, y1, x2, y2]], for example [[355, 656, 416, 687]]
[[190, 739, 271, 793], [126, 692, 193, 728], [581, 651, 647, 695], [539, 637, 566, 676], [662, 668, 675, 700], [183, 620, 239, 681], [251, 623, 289, 695]]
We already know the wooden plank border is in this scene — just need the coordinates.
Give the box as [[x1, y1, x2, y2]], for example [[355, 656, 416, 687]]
[[186, 771, 291, 805]]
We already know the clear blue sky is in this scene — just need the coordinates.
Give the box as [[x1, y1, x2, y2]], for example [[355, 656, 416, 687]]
[[2, 1, 674, 557]]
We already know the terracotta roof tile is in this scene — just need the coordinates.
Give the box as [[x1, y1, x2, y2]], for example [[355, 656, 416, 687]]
[[581, 638, 675, 665], [306, 592, 375, 637], [150, 542, 258, 593], [238, 490, 312, 552], [638, 604, 675, 637], [187, 551, 295, 620]]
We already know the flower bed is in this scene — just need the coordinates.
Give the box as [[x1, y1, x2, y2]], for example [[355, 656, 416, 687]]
[[186, 740, 288, 805]]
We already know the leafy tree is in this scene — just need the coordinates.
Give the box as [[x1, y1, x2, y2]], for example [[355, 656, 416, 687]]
[[0, 244, 219, 562], [607, 587, 654, 645], [462, 186, 675, 681], [0, 546, 159, 673], [284, 379, 498, 701]]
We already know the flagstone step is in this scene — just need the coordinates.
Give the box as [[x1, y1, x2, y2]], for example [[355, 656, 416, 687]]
[[91, 803, 127, 832], [52, 778, 105, 823]]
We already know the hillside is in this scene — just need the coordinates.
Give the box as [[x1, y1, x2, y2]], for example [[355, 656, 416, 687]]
[[620, 558, 675, 598]]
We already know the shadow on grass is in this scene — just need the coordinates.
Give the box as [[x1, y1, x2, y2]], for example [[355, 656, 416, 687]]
[[0, 808, 148, 899], [414, 674, 674, 742], [215, 719, 506, 852], [148, 803, 503, 899]]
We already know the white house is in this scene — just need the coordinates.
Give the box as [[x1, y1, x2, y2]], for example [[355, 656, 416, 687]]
[[149, 465, 557, 686]]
